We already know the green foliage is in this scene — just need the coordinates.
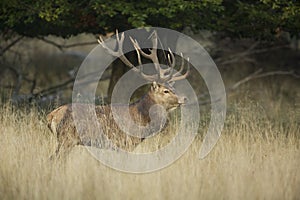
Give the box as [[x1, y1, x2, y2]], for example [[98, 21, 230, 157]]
[[0, 0, 299, 39], [219, 0, 300, 39]]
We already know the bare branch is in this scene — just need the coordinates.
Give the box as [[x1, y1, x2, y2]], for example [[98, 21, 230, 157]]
[[216, 44, 290, 66], [32, 78, 74, 98], [0, 36, 24, 56], [197, 68, 299, 106], [31, 71, 111, 99], [229, 68, 263, 90], [229, 68, 299, 91], [37, 36, 97, 51]]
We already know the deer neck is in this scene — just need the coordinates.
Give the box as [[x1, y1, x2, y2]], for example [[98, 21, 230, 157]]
[[130, 93, 156, 123]]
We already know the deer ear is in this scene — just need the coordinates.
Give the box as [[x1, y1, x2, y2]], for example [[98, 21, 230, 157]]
[[151, 81, 159, 91]]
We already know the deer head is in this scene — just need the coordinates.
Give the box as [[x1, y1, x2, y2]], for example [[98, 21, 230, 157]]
[[148, 81, 186, 111], [98, 30, 189, 110]]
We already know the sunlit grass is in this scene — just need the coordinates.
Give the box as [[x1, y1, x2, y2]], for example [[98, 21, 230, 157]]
[[0, 95, 299, 200]]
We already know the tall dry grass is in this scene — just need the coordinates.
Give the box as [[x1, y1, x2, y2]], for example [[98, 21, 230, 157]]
[[0, 93, 299, 200]]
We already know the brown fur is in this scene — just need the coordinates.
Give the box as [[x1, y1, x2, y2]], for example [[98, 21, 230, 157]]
[[47, 82, 186, 157]]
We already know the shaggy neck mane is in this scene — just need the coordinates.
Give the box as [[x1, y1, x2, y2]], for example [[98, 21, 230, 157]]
[[130, 93, 156, 124]]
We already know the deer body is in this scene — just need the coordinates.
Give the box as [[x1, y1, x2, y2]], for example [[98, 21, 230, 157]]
[[47, 82, 186, 156], [47, 30, 189, 157]]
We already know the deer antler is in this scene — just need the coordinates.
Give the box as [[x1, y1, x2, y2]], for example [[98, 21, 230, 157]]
[[165, 49, 190, 83], [98, 30, 158, 82], [98, 30, 190, 84]]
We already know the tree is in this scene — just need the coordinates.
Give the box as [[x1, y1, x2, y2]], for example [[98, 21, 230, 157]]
[[0, 0, 224, 102], [0, 0, 223, 37], [1, 0, 299, 39], [218, 0, 300, 39], [1, 0, 300, 103]]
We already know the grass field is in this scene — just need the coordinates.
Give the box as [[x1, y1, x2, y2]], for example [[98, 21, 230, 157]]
[[0, 81, 299, 200]]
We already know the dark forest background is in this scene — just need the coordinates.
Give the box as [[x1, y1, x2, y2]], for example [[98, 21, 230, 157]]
[[0, 0, 299, 109]]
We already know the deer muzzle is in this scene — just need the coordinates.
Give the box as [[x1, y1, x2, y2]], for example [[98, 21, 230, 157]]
[[178, 96, 188, 105]]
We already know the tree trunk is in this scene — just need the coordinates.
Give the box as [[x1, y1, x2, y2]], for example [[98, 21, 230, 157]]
[[106, 58, 127, 103]]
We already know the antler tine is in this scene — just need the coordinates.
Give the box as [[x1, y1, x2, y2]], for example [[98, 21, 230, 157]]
[[129, 32, 156, 60], [130, 31, 166, 81], [171, 52, 185, 77], [98, 31, 138, 71], [129, 37, 142, 66], [159, 48, 176, 82], [167, 48, 176, 68], [129, 36, 158, 82], [168, 57, 190, 82], [149, 31, 164, 81], [98, 30, 190, 83], [98, 36, 119, 57]]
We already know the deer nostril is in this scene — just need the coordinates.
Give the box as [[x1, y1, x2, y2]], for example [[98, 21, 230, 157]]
[[178, 96, 188, 104], [183, 97, 188, 103]]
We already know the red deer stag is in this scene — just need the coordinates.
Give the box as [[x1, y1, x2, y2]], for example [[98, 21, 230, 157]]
[[47, 31, 190, 157]]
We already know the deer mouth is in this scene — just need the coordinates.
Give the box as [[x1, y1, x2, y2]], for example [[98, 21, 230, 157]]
[[178, 96, 188, 105]]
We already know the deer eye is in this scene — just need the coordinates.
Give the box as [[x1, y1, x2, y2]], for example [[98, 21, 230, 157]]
[[163, 89, 170, 94]]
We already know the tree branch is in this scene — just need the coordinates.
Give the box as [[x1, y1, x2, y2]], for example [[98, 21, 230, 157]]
[[31, 71, 111, 99], [197, 68, 300, 106], [229, 68, 300, 91], [36, 36, 97, 51], [0, 36, 24, 56], [215, 44, 290, 66]]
